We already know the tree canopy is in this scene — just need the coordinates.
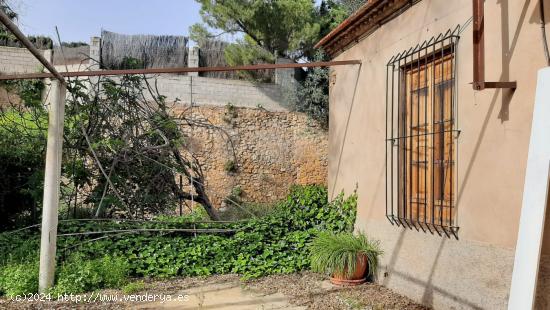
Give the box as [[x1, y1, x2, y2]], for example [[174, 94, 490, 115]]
[[191, 0, 347, 62]]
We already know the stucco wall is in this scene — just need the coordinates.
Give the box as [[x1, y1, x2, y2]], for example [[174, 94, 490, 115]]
[[328, 0, 549, 309], [175, 105, 327, 208]]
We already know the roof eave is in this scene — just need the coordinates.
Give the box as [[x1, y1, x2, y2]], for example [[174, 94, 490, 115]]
[[315, 0, 414, 58]]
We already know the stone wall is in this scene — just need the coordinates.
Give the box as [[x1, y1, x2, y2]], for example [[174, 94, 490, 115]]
[[175, 105, 327, 208]]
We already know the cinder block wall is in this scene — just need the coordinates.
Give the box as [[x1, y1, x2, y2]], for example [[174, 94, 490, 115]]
[[0, 46, 49, 74], [154, 75, 288, 111]]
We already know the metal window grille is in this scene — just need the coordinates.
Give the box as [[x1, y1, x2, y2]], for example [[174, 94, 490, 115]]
[[385, 27, 461, 238]]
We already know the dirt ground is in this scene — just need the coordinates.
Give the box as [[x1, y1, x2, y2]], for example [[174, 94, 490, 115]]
[[0, 272, 429, 309]]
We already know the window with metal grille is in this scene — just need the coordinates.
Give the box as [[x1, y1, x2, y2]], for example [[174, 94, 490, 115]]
[[385, 27, 460, 238]]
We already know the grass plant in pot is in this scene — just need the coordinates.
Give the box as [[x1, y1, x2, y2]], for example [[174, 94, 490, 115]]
[[310, 231, 382, 286]]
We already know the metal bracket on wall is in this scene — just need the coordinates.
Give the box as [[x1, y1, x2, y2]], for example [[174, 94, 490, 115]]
[[472, 0, 517, 90]]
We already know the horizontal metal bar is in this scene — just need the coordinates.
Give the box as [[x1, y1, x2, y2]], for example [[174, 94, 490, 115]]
[[0, 60, 362, 81], [386, 129, 461, 141], [58, 228, 236, 237]]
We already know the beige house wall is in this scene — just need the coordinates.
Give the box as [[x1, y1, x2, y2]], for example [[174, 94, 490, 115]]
[[328, 0, 550, 309]]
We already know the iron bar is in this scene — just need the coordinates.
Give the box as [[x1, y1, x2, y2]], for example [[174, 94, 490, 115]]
[[0, 60, 361, 81], [58, 228, 236, 237], [472, 0, 516, 90]]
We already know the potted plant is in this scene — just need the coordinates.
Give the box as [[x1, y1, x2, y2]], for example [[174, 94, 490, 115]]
[[310, 231, 382, 286]]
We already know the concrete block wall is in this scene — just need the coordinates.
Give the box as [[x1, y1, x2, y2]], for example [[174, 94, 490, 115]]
[[154, 74, 288, 111], [0, 46, 49, 74]]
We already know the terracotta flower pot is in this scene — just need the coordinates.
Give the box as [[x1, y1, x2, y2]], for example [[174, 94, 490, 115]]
[[330, 254, 368, 286]]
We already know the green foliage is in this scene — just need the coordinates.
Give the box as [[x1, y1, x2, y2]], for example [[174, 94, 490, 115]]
[[63, 75, 193, 217], [0, 1, 53, 49], [189, 23, 213, 47], [219, 201, 277, 221], [222, 102, 239, 126], [295, 50, 330, 129], [224, 36, 276, 81], [0, 109, 46, 231], [337, 0, 367, 14], [0, 262, 39, 297], [111, 56, 145, 70], [192, 0, 347, 71], [60, 41, 89, 48], [2, 79, 45, 108], [224, 160, 237, 173], [195, 0, 317, 58], [122, 281, 146, 294], [310, 231, 382, 278], [0, 185, 359, 295], [223, 186, 243, 210], [50, 255, 130, 295]]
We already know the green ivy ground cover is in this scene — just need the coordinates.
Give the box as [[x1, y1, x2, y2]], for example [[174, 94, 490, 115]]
[[0, 185, 357, 297]]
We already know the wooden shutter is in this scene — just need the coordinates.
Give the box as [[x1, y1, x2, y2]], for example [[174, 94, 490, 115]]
[[403, 54, 454, 227]]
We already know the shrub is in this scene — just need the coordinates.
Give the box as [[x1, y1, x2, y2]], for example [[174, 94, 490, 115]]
[[51, 255, 130, 295], [122, 281, 146, 294], [0, 109, 46, 231], [224, 160, 237, 173], [0, 185, 358, 293], [0, 262, 39, 297]]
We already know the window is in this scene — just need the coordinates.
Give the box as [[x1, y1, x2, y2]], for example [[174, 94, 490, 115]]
[[385, 28, 460, 238]]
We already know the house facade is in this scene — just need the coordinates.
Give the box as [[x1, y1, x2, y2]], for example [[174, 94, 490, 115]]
[[316, 0, 550, 309]]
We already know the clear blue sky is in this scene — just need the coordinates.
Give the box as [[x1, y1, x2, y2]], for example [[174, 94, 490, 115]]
[[13, 0, 203, 43]]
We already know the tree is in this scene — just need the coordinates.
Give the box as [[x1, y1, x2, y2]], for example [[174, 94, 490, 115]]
[[337, 0, 367, 14], [0, 72, 231, 221], [295, 50, 330, 129], [61, 74, 226, 220], [191, 0, 347, 62]]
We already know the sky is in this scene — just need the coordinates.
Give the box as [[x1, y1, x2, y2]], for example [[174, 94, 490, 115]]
[[11, 0, 203, 44]]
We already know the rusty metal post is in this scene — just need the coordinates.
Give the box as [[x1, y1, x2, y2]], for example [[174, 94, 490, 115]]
[[472, 0, 517, 90], [473, 0, 485, 90]]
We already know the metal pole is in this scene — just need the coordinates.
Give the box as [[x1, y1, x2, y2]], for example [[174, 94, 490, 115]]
[[0, 60, 362, 81], [472, 0, 485, 90], [38, 80, 66, 293]]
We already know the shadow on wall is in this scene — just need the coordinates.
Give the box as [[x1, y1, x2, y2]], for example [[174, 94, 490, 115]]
[[328, 64, 362, 200], [456, 0, 525, 210]]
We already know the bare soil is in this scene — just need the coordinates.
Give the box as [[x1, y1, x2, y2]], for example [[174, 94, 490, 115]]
[[246, 272, 430, 310], [0, 272, 429, 309]]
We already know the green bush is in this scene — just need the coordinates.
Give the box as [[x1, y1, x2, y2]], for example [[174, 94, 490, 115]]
[[0, 262, 39, 297], [122, 281, 145, 294], [51, 255, 130, 295], [0, 109, 47, 231], [0, 185, 358, 294]]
